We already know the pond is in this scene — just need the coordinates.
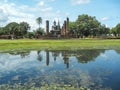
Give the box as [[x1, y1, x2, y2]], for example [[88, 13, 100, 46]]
[[0, 49, 120, 90]]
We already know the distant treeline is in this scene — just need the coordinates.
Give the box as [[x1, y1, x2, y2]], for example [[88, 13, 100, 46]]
[[0, 14, 120, 39], [69, 14, 120, 39]]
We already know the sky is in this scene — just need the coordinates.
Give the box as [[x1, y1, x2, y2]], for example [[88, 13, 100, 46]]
[[0, 0, 120, 31]]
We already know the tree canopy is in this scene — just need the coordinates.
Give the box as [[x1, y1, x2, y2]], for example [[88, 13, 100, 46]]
[[110, 23, 120, 36], [76, 14, 101, 37], [69, 14, 110, 37], [19, 22, 30, 37], [0, 21, 30, 39]]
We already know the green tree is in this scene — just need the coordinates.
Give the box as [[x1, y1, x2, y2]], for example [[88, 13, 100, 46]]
[[27, 32, 35, 39], [69, 21, 77, 37], [99, 25, 110, 36], [110, 27, 117, 36], [34, 27, 45, 38], [0, 27, 5, 35], [110, 23, 120, 36], [19, 22, 30, 37], [5, 22, 19, 39], [115, 23, 120, 36], [76, 14, 101, 37], [36, 17, 42, 31]]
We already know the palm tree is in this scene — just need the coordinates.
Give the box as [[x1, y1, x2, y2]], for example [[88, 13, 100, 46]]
[[36, 17, 42, 30]]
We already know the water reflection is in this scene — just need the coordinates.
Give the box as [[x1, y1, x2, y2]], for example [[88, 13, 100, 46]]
[[36, 50, 105, 68], [0, 49, 120, 90], [9, 51, 30, 58], [5, 49, 119, 66]]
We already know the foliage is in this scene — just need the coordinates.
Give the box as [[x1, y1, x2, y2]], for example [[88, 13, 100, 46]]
[[19, 22, 30, 37], [116, 23, 120, 35], [0, 27, 5, 35], [69, 21, 77, 35], [0, 22, 30, 39], [98, 24, 110, 35], [110, 27, 117, 36], [76, 14, 101, 37], [110, 23, 120, 36], [34, 27, 45, 38], [69, 14, 110, 38], [4, 22, 19, 38], [27, 32, 35, 39]]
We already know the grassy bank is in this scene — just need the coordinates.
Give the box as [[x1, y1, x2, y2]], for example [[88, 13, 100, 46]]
[[0, 39, 120, 51]]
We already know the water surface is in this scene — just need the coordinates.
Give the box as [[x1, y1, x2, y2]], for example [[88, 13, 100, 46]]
[[0, 49, 120, 90]]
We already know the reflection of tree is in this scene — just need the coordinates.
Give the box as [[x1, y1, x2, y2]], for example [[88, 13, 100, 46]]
[[36, 49, 105, 67], [37, 51, 41, 55], [9, 51, 30, 58], [37, 51, 43, 62], [115, 50, 120, 54], [75, 50, 105, 63], [62, 50, 105, 63]]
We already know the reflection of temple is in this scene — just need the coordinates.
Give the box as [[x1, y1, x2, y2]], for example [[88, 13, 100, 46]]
[[46, 50, 49, 66], [46, 17, 69, 38], [52, 51, 60, 61], [62, 51, 69, 68], [37, 50, 105, 67], [45, 50, 69, 68]]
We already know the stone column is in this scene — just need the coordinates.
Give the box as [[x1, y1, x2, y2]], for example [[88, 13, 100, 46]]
[[66, 17, 69, 37], [46, 20, 49, 36], [61, 26, 64, 35], [64, 20, 67, 37]]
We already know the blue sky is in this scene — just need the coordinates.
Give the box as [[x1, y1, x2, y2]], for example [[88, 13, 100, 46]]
[[0, 0, 120, 30]]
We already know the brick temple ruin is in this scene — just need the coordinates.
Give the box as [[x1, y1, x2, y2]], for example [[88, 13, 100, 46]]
[[45, 17, 69, 38]]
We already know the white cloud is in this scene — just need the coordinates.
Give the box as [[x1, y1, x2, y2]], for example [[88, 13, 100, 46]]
[[101, 17, 109, 21], [0, 51, 40, 72], [0, 8, 9, 24], [38, 1, 45, 6], [100, 53, 109, 60], [41, 7, 53, 12], [0, 0, 67, 31], [71, 0, 91, 5], [0, 1, 38, 30]]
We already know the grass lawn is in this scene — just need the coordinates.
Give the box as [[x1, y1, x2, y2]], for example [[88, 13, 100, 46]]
[[0, 39, 120, 51]]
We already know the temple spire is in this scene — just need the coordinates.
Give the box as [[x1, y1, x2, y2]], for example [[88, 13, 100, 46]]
[[57, 20, 60, 30]]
